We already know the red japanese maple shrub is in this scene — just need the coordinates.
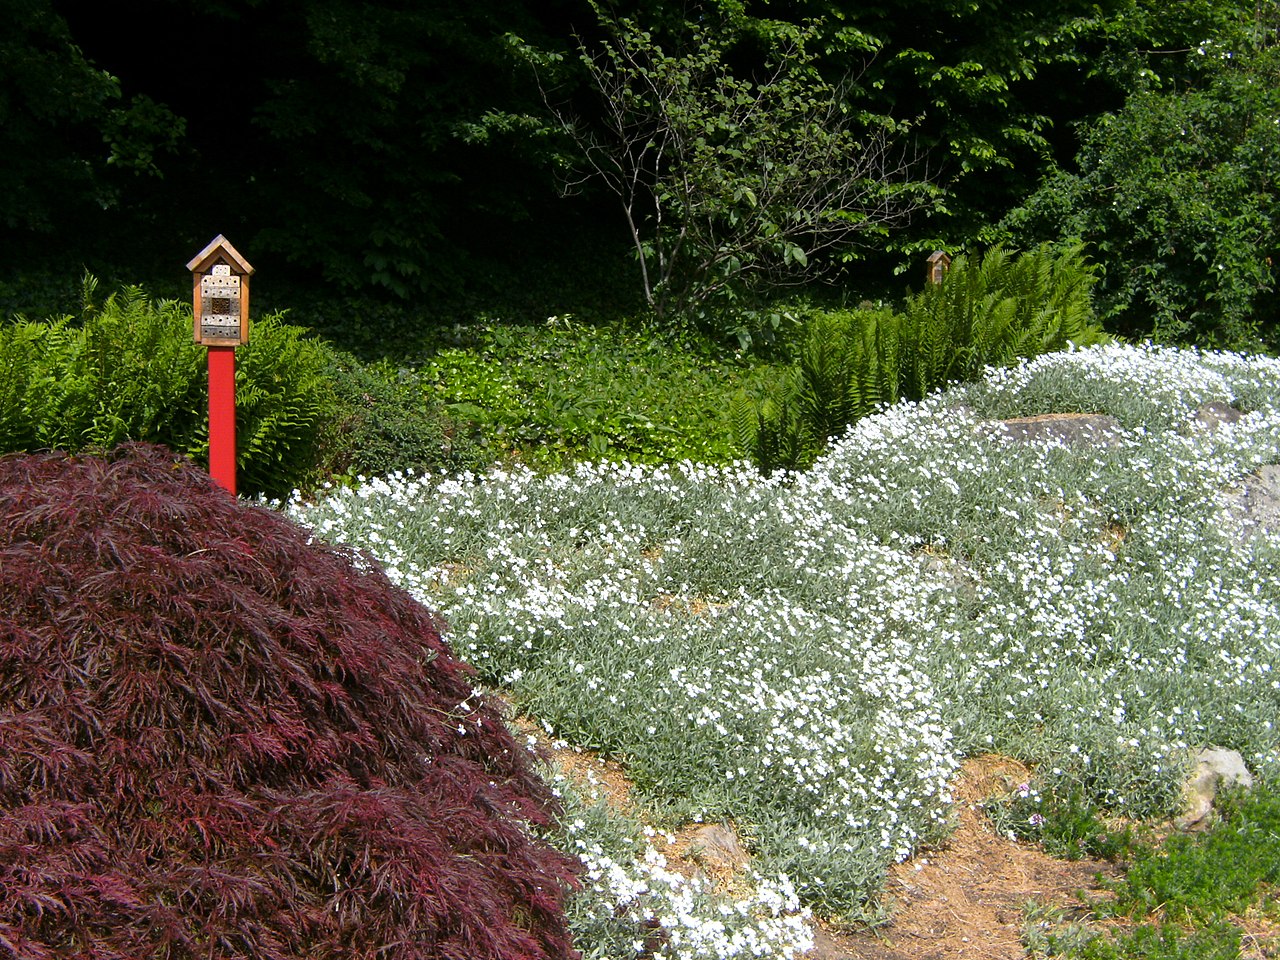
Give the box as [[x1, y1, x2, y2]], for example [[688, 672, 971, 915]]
[[0, 444, 580, 960]]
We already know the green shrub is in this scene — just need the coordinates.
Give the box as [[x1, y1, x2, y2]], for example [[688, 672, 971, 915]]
[[1073, 922, 1242, 960], [733, 305, 903, 472], [733, 369, 820, 475], [1024, 782, 1280, 959], [0, 278, 339, 498], [736, 243, 1105, 470], [1003, 35, 1280, 351], [0, 317, 54, 451], [0, 278, 207, 456], [318, 352, 491, 481], [1104, 782, 1280, 925]]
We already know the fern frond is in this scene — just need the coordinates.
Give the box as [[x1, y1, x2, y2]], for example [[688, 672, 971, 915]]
[[899, 242, 1103, 402]]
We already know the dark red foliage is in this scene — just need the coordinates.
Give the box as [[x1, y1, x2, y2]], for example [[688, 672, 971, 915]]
[[0, 444, 580, 960]]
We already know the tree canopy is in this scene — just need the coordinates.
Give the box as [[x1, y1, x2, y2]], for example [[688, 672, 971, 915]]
[[1, 0, 1271, 343], [1004, 11, 1280, 349]]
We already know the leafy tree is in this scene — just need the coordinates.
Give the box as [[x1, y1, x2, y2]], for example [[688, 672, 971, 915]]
[[243, 0, 572, 297], [536, 7, 932, 341], [4, 0, 1263, 320], [631, 0, 1128, 255], [0, 0, 182, 237], [6, 0, 583, 302], [1003, 6, 1280, 349], [657, 0, 1253, 253]]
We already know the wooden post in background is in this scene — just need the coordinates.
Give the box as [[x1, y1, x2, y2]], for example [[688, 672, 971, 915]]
[[927, 250, 952, 285], [207, 346, 238, 495]]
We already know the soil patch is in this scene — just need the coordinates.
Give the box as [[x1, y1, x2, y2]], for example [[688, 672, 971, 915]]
[[514, 723, 1280, 958], [515, 719, 1124, 959], [818, 755, 1120, 959]]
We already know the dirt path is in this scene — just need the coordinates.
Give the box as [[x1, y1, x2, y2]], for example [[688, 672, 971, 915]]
[[525, 719, 1123, 960], [813, 756, 1118, 960]]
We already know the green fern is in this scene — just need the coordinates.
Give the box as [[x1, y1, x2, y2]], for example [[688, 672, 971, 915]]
[[731, 370, 823, 473], [737, 243, 1105, 471], [794, 311, 863, 443], [730, 389, 763, 459], [230, 315, 335, 498], [735, 305, 900, 470], [900, 241, 1103, 398], [0, 319, 49, 450], [1, 277, 340, 498]]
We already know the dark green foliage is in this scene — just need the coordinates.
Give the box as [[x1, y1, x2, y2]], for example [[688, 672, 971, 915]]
[[0, 0, 181, 234], [240, 0, 571, 299], [737, 243, 1104, 470], [1104, 782, 1280, 924], [542, 7, 932, 338], [739, 0, 1131, 250], [983, 784, 1137, 862], [319, 353, 490, 481], [0, 281, 336, 499], [1004, 22, 1280, 350], [5, 0, 578, 301], [0, 444, 580, 959], [419, 320, 774, 470], [1073, 923, 1242, 960], [3, 0, 1264, 320]]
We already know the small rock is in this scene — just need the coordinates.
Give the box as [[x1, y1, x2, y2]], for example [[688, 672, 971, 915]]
[[803, 926, 855, 960], [1176, 746, 1254, 830], [996, 413, 1124, 449], [688, 823, 749, 872], [1192, 401, 1245, 432]]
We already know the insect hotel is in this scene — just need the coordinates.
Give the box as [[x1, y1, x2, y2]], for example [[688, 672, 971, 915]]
[[188, 234, 254, 346]]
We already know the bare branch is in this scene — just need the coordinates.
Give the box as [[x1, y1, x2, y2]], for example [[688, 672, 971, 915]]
[[536, 8, 935, 328]]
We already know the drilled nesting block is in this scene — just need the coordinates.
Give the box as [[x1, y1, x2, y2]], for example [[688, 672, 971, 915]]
[[200, 266, 241, 343], [188, 235, 254, 346]]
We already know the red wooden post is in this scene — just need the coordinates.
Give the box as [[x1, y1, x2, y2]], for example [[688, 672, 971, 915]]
[[188, 235, 254, 496], [207, 346, 238, 495]]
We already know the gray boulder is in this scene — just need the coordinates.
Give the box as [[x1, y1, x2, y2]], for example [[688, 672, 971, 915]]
[[1176, 746, 1254, 830], [996, 413, 1125, 449], [1192, 401, 1245, 432], [1224, 465, 1280, 545]]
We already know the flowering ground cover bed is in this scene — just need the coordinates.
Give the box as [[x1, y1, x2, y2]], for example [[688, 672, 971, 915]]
[[287, 343, 1280, 958]]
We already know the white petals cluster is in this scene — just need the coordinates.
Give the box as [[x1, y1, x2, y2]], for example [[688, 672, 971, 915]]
[[564, 812, 813, 959], [287, 342, 1280, 947]]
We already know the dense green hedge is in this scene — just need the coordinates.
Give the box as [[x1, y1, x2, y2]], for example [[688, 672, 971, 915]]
[[1004, 35, 1280, 350]]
